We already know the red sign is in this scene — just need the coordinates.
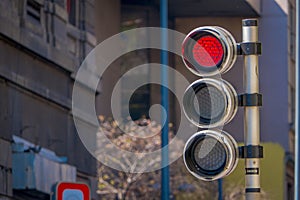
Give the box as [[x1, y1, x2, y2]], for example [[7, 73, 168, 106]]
[[56, 182, 90, 200]]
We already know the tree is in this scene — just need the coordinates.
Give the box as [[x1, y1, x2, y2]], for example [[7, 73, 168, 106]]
[[96, 116, 184, 199]]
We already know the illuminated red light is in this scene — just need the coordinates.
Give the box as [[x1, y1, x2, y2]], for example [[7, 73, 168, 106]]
[[192, 35, 224, 67], [182, 26, 237, 76]]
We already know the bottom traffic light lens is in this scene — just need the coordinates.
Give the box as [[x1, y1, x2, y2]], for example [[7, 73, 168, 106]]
[[183, 130, 238, 181], [194, 137, 227, 172]]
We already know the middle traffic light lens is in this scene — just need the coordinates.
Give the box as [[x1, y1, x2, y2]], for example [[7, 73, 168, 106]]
[[183, 78, 238, 128], [194, 85, 225, 121], [193, 35, 224, 67]]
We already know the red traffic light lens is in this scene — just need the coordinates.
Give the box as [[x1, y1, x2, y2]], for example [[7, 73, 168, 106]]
[[192, 35, 224, 67], [182, 26, 237, 76]]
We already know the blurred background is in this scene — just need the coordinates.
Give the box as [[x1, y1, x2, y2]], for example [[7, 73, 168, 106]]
[[0, 0, 296, 199]]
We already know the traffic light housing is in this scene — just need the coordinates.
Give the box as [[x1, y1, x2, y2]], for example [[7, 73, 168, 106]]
[[182, 26, 239, 181]]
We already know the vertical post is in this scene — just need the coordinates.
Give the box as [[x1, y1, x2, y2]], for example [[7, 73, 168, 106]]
[[218, 179, 223, 200], [160, 0, 169, 199], [295, 0, 300, 198], [242, 19, 261, 200]]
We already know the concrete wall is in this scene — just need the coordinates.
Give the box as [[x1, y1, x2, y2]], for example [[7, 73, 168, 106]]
[[259, 0, 289, 150], [0, 0, 99, 199]]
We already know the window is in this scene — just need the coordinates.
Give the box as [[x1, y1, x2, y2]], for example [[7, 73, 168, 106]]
[[290, 86, 295, 125], [53, 0, 65, 8], [67, 0, 77, 26], [289, 130, 295, 154], [26, 0, 41, 23], [121, 7, 151, 120], [289, 3, 296, 60], [287, 183, 293, 200]]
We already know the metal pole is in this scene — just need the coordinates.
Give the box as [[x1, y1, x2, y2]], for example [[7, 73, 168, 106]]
[[242, 19, 261, 200], [160, 0, 169, 199], [295, 0, 300, 198], [218, 178, 223, 200]]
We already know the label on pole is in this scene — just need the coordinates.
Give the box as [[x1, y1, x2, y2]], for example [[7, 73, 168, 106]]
[[54, 182, 90, 200], [245, 168, 259, 175]]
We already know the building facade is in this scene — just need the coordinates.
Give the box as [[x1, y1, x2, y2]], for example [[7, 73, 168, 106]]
[[0, 0, 99, 199]]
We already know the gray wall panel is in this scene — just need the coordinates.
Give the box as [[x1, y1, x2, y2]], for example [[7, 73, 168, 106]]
[[259, 0, 289, 150]]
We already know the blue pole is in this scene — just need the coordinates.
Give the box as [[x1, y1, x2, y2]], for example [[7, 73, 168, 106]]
[[218, 179, 222, 200], [160, 0, 169, 199], [295, 0, 300, 199]]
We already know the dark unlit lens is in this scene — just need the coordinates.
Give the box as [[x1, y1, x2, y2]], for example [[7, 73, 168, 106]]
[[194, 85, 225, 121], [194, 138, 226, 171]]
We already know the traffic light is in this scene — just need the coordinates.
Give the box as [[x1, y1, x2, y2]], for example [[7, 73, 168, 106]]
[[182, 20, 263, 199], [182, 26, 239, 181]]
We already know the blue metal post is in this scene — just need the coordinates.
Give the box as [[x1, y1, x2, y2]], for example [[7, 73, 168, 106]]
[[295, 0, 300, 199], [160, 0, 169, 199], [218, 179, 223, 200]]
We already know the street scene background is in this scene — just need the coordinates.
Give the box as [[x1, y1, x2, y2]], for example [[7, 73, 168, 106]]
[[0, 0, 296, 199]]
